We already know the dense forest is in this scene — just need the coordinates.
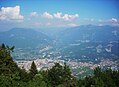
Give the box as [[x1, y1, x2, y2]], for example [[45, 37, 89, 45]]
[[0, 44, 119, 87]]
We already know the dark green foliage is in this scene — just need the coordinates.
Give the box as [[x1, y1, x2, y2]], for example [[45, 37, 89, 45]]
[[29, 61, 38, 79], [0, 44, 31, 86], [94, 66, 101, 77], [78, 67, 119, 87], [19, 68, 30, 82], [0, 43, 19, 75], [47, 62, 74, 86], [63, 63, 72, 81], [47, 63, 63, 86], [63, 78, 78, 87]]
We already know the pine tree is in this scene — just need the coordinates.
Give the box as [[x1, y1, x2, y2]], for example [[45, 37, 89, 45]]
[[63, 63, 72, 81], [29, 61, 38, 79]]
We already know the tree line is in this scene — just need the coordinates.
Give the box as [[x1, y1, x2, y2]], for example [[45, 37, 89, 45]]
[[0, 44, 119, 87]]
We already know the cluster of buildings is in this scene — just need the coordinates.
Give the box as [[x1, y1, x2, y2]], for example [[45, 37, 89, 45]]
[[16, 58, 118, 75]]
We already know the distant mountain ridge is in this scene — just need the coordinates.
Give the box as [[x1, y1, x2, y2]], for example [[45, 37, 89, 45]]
[[59, 25, 119, 44], [0, 28, 52, 48]]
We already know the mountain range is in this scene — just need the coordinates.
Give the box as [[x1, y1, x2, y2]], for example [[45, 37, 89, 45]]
[[0, 28, 52, 48], [0, 25, 119, 61]]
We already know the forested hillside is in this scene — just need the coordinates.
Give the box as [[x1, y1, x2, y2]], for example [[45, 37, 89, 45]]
[[0, 44, 119, 87]]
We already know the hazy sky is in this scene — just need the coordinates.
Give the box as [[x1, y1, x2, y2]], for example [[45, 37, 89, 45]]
[[0, 0, 119, 31]]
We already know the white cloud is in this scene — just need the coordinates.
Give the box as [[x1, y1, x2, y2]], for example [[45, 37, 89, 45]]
[[0, 6, 24, 21], [28, 12, 79, 22], [54, 12, 62, 19], [30, 12, 38, 17], [111, 18, 118, 22], [62, 14, 79, 21], [42, 12, 53, 19], [53, 12, 79, 21]]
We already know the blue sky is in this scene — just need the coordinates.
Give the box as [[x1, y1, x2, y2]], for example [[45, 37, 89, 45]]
[[0, 0, 119, 31]]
